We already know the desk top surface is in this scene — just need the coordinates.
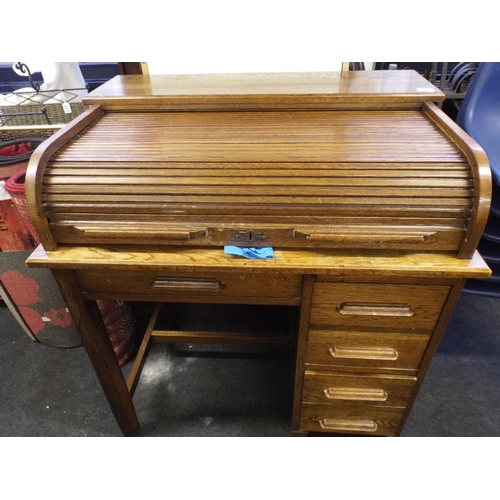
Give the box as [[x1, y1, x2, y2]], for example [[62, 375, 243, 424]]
[[83, 71, 445, 110], [27, 245, 491, 279]]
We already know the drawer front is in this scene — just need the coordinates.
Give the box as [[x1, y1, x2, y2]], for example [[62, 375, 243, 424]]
[[306, 329, 430, 370], [311, 282, 450, 332], [300, 403, 405, 436], [75, 269, 302, 304], [302, 370, 417, 407]]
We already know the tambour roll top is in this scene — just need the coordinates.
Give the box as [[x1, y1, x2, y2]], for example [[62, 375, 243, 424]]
[[25, 71, 491, 258]]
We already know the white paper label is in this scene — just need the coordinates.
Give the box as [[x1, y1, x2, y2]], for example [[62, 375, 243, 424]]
[[62, 101, 72, 114], [416, 87, 435, 93]]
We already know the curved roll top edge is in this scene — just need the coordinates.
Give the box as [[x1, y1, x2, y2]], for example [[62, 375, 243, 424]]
[[25, 105, 105, 251], [423, 103, 492, 259]]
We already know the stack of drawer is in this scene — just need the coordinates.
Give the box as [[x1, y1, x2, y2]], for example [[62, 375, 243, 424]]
[[300, 277, 451, 436]]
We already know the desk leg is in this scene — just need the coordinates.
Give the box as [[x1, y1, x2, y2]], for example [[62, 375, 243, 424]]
[[52, 269, 139, 437]]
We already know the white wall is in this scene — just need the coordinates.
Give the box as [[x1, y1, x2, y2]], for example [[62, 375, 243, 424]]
[[145, 60, 346, 75], [145, 62, 374, 75]]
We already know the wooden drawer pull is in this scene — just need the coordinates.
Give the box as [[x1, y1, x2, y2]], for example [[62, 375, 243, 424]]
[[324, 387, 388, 402], [293, 229, 437, 244], [151, 277, 225, 291], [319, 418, 378, 433], [75, 226, 208, 241], [337, 301, 414, 317], [329, 346, 399, 361]]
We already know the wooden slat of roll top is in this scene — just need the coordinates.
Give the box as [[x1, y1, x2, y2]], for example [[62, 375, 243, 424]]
[[43, 175, 472, 189], [64, 112, 452, 136], [43, 194, 472, 207], [58, 110, 438, 129], [65, 127, 452, 143], [75, 110, 437, 126], [44, 163, 473, 177], [43, 186, 473, 199], [47, 215, 467, 226], [78, 109, 429, 124], [51, 147, 464, 163]]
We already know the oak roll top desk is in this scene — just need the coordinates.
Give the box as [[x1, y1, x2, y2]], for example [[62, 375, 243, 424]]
[[25, 71, 492, 436]]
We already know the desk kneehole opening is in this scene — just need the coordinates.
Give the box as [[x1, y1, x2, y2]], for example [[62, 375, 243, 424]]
[[329, 346, 399, 361]]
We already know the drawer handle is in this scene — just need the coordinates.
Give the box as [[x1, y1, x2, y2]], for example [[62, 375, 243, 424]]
[[324, 387, 388, 402], [329, 346, 399, 361], [337, 302, 414, 317], [75, 226, 208, 241], [293, 229, 437, 244], [151, 277, 225, 291], [319, 418, 378, 433]]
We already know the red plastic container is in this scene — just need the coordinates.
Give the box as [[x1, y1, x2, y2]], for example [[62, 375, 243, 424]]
[[0, 138, 43, 180], [4, 170, 40, 245]]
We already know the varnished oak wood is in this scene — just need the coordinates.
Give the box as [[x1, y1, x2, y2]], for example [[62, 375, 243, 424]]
[[302, 371, 417, 407], [25, 105, 103, 251], [126, 303, 162, 397], [300, 404, 405, 436], [27, 245, 491, 279], [24, 71, 492, 437], [305, 330, 431, 371], [310, 282, 451, 332], [423, 103, 492, 258], [34, 104, 484, 254], [51, 269, 139, 436], [73, 269, 303, 304], [292, 275, 315, 432], [151, 329, 290, 346], [82, 71, 444, 111]]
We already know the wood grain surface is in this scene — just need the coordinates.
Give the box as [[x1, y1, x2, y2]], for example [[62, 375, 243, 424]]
[[82, 71, 444, 111], [22, 71, 492, 437], [38, 108, 477, 253]]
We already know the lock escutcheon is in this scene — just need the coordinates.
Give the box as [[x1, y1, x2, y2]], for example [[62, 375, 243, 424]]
[[234, 229, 267, 243]]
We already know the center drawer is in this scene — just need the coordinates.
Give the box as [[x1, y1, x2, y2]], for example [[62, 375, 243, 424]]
[[75, 269, 303, 304], [311, 282, 450, 332]]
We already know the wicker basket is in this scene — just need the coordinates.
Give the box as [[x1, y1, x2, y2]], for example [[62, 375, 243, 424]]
[[0, 126, 56, 143], [1, 102, 89, 127], [97, 300, 137, 367]]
